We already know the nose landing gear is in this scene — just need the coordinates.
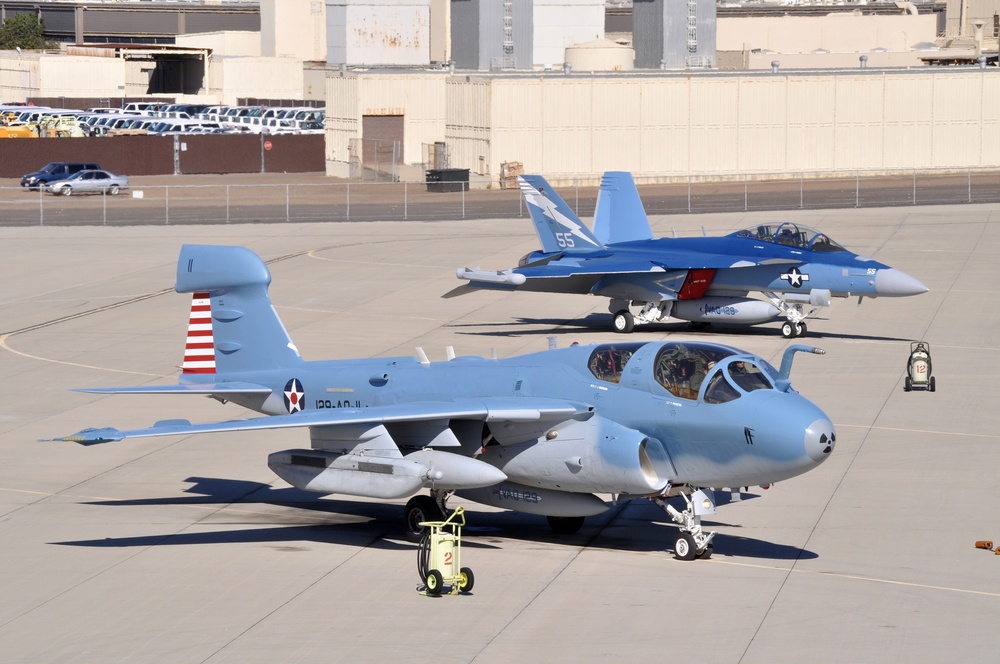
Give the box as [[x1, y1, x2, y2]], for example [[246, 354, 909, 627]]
[[652, 488, 717, 560]]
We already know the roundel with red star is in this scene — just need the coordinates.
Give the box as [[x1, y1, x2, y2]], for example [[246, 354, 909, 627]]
[[283, 378, 305, 413]]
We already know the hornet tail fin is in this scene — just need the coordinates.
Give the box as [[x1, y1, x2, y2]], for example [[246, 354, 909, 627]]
[[519, 175, 604, 253], [593, 171, 653, 245], [175, 244, 303, 375]]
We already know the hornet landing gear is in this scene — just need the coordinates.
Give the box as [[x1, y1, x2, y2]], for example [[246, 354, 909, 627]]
[[652, 488, 717, 560], [780, 321, 807, 339]]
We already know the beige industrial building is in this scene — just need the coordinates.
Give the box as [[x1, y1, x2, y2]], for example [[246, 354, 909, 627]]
[[0, 0, 998, 184], [326, 68, 1000, 184]]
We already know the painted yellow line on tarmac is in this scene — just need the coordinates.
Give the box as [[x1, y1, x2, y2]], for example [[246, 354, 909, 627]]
[[710, 558, 1000, 598], [836, 423, 1000, 440]]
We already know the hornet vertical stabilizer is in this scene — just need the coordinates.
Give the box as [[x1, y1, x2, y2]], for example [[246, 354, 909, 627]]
[[175, 244, 303, 374], [519, 175, 604, 253], [593, 171, 653, 245]]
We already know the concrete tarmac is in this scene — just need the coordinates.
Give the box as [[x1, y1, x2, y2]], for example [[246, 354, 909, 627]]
[[0, 202, 997, 662]]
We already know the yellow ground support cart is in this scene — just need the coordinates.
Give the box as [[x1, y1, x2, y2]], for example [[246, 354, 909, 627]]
[[417, 506, 474, 596]]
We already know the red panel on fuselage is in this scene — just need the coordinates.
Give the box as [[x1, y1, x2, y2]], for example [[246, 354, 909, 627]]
[[678, 269, 715, 300]]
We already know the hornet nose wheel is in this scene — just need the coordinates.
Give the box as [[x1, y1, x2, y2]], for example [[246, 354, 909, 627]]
[[781, 321, 807, 338]]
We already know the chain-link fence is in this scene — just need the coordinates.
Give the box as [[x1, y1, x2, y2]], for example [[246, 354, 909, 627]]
[[1, 168, 999, 227]]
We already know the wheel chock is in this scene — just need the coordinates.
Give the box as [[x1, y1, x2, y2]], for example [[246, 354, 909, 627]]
[[975, 540, 994, 550]]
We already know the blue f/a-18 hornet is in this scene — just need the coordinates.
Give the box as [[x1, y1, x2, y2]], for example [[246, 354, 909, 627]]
[[452, 172, 927, 337], [57, 244, 835, 559]]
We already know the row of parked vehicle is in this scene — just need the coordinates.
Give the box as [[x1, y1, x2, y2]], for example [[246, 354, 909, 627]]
[[0, 101, 326, 137], [19, 162, 128, 196]]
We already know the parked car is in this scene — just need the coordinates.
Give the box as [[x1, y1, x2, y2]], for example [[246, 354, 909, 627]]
[[21, 162, 101, 189], [44, 169, 128, 196]]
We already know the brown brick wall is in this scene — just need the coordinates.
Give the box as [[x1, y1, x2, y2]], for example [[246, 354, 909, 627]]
[[0, 135, 324, 178]]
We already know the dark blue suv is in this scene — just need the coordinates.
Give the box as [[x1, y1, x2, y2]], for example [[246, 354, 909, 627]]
[[21, 162, 102, 189]]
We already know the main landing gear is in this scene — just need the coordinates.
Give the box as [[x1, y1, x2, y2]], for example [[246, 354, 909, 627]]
[[404, 492, 448, 543], [652, 488, 717, 560], [780, 320, 807, 339], [404, 493, 588, 541]]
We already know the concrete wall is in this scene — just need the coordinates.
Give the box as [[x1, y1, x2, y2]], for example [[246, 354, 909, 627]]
[[326, 0, 430, 66], [717, 14, 939, 54], [325, 72, 447, 177], [261, 0, 326, 61], [449, 71, 1000, 182], [533, 0, 604, 68], [177, 31, 261, 58], [207, 57, 307, 106], [321, 70, 1000, 183]]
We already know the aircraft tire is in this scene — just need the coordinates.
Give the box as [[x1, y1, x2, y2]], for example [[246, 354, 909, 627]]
[[612, 310, 634, 334], [459, 567, 475, 593], [796, 322, 807, 337], [697, 544, 714, 560], [404, 495, 444, 543], [781, 321, 795, 338], [546, 515, 584, 534], [674, 532, 697, 561], [425, 569, 443, 596]]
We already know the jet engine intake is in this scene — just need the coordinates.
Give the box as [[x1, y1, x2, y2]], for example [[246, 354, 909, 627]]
[[477, 416, 674, 495]]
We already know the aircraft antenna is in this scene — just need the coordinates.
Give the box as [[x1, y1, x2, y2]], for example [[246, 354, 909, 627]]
[[548, 336, 557, 350], [416, 347, 430, 365], [446, 346, 456, 360]]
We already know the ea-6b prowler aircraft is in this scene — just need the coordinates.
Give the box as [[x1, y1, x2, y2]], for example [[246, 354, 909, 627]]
[[451, 172, 927, 337], [57, 244, 835, 560]]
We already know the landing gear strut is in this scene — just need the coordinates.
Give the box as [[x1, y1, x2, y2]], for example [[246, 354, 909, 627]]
[[652, 488, 717, 560], [403, 491, 449, 543]]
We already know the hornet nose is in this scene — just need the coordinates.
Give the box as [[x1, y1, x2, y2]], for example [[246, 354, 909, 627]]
[[874, 268, 928, 297], [805, 419, 836, 463]]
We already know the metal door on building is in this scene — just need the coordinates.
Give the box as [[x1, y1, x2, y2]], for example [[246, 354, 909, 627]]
[[358, 114, 403, 181]]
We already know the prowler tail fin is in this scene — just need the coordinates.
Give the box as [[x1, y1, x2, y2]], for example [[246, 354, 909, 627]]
[[175, 244, 303, 375], [519, 175, 604, 253]]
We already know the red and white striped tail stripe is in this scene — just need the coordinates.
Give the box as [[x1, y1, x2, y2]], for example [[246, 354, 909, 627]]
[[181, 292, 215, 374]]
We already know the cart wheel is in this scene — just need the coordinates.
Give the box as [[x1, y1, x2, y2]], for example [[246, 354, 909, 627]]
[[546, 515, 584, 534], [781, 321, 795, 338], [904, 376, 912, 392], [929, 376, 936, 392], [674, 532, 697, 561], [458, 567, 475, 593], [404, 495, 444, 543], [425, 569, 443, 596]]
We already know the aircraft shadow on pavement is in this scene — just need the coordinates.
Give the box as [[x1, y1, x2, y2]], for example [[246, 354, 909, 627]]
[[55, 477, 816, 561], [449, 314, 908, 343]]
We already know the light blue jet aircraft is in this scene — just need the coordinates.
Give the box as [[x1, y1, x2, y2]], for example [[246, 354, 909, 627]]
[[57, 244, 835, 559], [452, 172, 927, 337]]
